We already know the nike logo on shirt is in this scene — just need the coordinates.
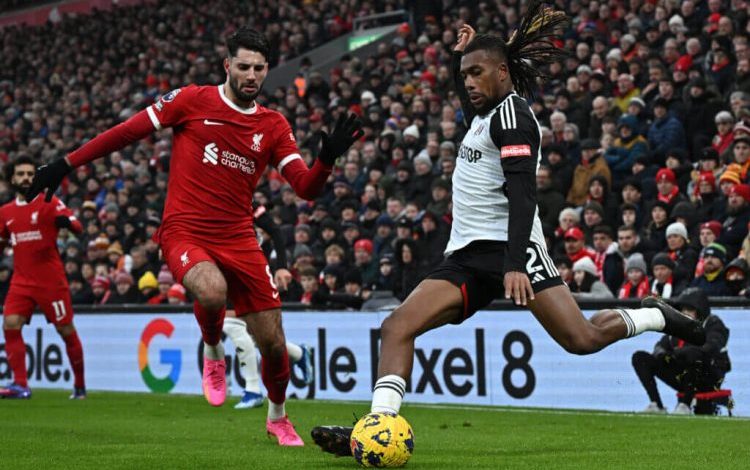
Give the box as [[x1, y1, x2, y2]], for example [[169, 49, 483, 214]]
[[203, 119, 224, 126]]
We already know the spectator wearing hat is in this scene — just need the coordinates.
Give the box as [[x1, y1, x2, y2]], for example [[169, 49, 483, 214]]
[[581, 200, 606, 244], [685, 79, 725, 157], [374, 253, 396, 292], [353, 238, 378, 287], [724, 257, 749, 296], [108, 271, 141, 304], [138, 271, 159, 303], [536, 165, 566, 230], [670, 201, 700, 241], [68, 272, 95, 305], [591, 225, 620, 285], [604, 114, 648, 182], [392, 238, 426, 301], [567, 138, 611, 206], [625, 97, 649, 136], [694, 172, 725, 226], [654, 168, 688, 211], [163, 283, 186, 305], [719, 184, 750, 257], [708, 36, 735, 96], [649, 253, 686, 299], [390, 160, 415, 203], [618, 253, 651, 299], [416, 211, 449, 271], [648, 97, 686, 165], [619, 178, 646, 228], [91, 275, 112, 305], [563, 227, 596, 265], [410, 150, 435, 208], [690, 243, 732, 296], [569, 257, 614, 299], [711, 111, 736, 161], [613, 74, 640, 113], [695, 221, 723, 278], [148, 268, 175, 305], [330, 177, 358, 218], [642, 200, 671, 258], [552, 207, 580, 257], [662, 222, 699, 283], [544, 144, 575, 197], [664, 149, 694, 193]]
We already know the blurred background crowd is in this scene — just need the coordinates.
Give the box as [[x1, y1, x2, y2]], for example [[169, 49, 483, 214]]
[[1, 0, 750, 308]]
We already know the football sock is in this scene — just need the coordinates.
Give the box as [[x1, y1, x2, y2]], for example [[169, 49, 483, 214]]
[[193, 301, 226, 346], [62, 331, 85, 389], [286, 342, 303, 363], [261, 347, 290, 420], [3, 329, 28, 388], [616, 308, 665, 337], [371, 374, 406, 414], [204, 341, 225, 361], [222, 317, 261, 394]]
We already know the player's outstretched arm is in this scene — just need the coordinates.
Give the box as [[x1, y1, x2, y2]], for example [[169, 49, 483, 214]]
[[26, 110, 156, 202], [452, 24, 476, 126], [282, 113, 363, 200]]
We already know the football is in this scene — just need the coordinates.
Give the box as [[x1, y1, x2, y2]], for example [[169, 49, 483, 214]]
[[350, 412, 414, 468]]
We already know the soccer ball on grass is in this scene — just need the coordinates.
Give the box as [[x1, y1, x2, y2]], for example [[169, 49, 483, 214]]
[[350, 412, 414, 468]]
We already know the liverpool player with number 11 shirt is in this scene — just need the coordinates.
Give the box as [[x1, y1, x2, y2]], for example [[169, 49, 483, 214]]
[[0, 156, 86, 400], [26, 28, 363, 445]]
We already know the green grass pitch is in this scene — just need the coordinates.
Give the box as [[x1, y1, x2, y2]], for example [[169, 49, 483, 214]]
[[2, 390, 747, 469]]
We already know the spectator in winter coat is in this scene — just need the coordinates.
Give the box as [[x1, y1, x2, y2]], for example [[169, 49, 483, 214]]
[[711, 111, 735, 161], [108, 272, 142, 304], [719, 184, 750, 257], [567, 138, 612, 206], [648, 97, 686, 165], [632, 288, 731, 415], [641, 201, 670, 260], [690, 243, 732, 296], [563, 227, 596, 264], [545, 144, 575, 196], [570, 257, 614, 299], [605, 114, 648, 181], [695, 221, 723, 277], [649, 253, 687, 299], [618, 253, 651, 299], [537, 165, 567, 229], [654, 168, 688, 212], [724, 258, 749, 296], [663, 222, 699, 283]]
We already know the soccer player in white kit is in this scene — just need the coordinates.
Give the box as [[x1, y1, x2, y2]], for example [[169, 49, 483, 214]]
[[312, 1, 705, 457]]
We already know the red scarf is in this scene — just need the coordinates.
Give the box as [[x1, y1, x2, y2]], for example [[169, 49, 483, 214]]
[[568, 248, 595, 264], [618, 278, 650, 299], [594, 250, 606, 280], [694, 256, 705, 278], [657, 186, 679, 204]]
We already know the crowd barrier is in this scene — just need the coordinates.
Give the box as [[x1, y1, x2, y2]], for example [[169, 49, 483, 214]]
[[2, 302, 748, 416]]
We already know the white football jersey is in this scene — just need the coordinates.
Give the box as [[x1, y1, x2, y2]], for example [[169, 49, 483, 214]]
[[445, 92, 546, 255]]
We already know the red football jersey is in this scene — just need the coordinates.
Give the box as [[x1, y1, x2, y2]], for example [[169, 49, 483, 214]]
[[146, 85, 301, 242], [0, 196, 76, 288]]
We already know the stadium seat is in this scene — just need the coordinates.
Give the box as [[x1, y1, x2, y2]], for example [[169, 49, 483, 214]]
[[676, 390, 734, 416]]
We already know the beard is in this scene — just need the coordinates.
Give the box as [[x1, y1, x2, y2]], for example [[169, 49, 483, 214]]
[[727, 203, 746, 216], [229, 76, 262, 104], [11, 182, 30, 195]]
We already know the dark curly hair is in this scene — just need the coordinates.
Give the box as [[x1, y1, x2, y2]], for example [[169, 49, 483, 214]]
[[463, 0, 569, 98], [226, 26, 270, 60], [4, 155, 36, 183]]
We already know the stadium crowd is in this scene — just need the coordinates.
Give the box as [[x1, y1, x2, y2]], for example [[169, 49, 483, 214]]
[[1, 0, 750, 308]]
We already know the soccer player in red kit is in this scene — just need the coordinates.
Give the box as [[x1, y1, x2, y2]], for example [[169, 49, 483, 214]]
[[0, 157, 86, 400], [26, 28, 362, 445]]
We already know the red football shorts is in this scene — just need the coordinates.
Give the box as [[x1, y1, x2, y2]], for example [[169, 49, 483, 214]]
[[3, 285, 74, 326], [160, 232, 281, 314]]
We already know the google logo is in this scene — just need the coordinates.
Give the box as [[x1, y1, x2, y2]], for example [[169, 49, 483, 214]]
[[138, 318, 182, 393]]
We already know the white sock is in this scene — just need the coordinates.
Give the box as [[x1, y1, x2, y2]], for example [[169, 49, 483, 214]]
[[223, 317, 261, 394], [286, 342, 303, 363], [371, 374, 406, 414], [617, 308, 666, 337], [268, 400, 286, 421], [204, 341, 225, 360]]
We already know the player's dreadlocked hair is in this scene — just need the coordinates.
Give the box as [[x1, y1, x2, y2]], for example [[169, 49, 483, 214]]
[[463, 0, 569, 98], [226, 26, 270, 60], [4, 155, 35, 183]]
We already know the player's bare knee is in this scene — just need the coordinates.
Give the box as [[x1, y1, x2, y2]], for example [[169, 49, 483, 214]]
[[557, 329, 599, 355], [55, 324, 75, 337], [380, 312, 412, 343]]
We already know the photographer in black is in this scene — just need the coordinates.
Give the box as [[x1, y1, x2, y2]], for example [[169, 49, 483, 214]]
[[631, 288, 731, 415]]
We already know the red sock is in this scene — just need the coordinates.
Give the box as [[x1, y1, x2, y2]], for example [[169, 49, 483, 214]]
[[261, 347, 290, 405], [193, 301, 226, 346], [63, 331, 85, 389], [3, 329, 27, 387]]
